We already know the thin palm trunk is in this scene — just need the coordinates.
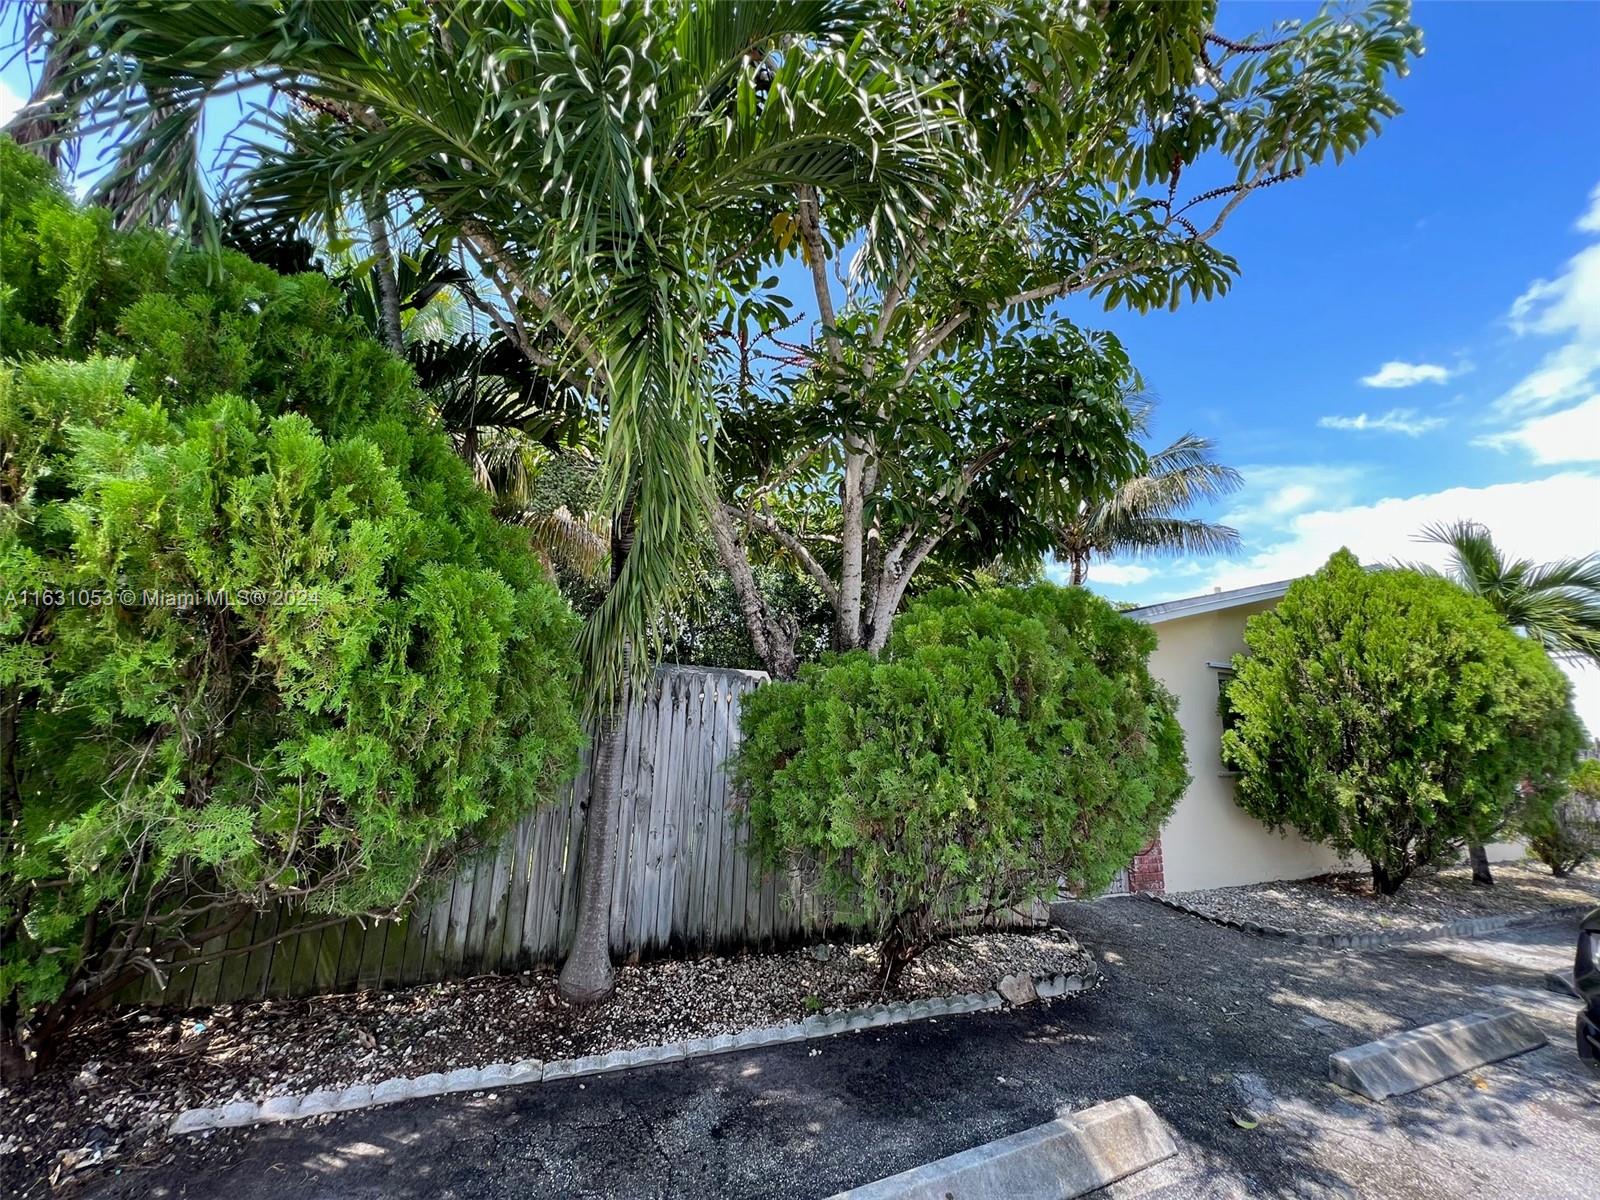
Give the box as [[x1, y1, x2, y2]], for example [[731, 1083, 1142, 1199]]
[[364, 195, 405, 354], [557, 503, 635, 1004], [556, 675, 627, 1004]]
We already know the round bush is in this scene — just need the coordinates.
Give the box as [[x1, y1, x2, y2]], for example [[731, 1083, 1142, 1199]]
[[1523, 759, 1600, 878], [1220, 549, 1583, 894], [732, 584, 1186, 981]]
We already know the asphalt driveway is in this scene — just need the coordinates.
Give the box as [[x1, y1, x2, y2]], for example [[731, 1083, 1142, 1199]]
[[85, 900, 1600, 1199]]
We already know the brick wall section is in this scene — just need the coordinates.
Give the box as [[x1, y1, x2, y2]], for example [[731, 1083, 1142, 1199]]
[[1126, 837, 1165, 893]]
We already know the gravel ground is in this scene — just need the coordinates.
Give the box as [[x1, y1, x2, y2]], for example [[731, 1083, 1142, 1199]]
[[0, 927, 1090, 1197], [54, 902, 1600, 1200], [1164, 858, 1600, 935]]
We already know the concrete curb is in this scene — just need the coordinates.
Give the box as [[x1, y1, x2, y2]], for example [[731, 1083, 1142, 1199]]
[[1145, 894, 1592, 951], [168, 969, 1095, 1136], [1328, 1006, 1547, 1101], [825, 1095, 1177, 1200]]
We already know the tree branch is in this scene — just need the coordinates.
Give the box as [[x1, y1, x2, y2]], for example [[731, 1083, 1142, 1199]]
[[459, 220, 603, 377], [795, 184, 841, 368], [726, 503, 840, 610], [899, 166, 1297, 383], [706, 500, 796, 678]]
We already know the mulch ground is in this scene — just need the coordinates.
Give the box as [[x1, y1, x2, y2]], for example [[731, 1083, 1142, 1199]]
[[0, 927, 1092, 1198], [1163, 858, 1600, 937]]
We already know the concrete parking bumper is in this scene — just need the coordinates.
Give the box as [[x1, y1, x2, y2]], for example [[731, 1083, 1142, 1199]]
[[827, 1095, 1177, 1200], [1329, 1007, 1547, 1101]]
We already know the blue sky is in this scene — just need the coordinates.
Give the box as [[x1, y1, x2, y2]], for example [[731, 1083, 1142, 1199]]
[[4, 3, 1597, 724], [1049, 1, 1600, 725]]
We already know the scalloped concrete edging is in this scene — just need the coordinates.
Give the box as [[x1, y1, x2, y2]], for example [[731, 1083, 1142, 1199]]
[[168, 970, 1094, 1136], [1144, 894, 1593, 951]]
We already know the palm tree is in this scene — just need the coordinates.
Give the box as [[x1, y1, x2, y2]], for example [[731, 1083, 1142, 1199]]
[[1413, 519, 1600, 884], [3, 2, 83, 169], [1054, 397, 1242, 585], [1417, 521, 1600, 664], [56, 0, 962, 1002]]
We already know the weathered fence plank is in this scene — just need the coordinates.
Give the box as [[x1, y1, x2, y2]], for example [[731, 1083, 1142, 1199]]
[[143, 665, 889, 1007]]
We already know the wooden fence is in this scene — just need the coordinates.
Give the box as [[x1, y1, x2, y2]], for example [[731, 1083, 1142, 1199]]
[[142, 664, 839, 1008]]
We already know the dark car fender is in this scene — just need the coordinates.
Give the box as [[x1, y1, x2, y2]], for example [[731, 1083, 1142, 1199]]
[[1578, 907, 1600, 1063]]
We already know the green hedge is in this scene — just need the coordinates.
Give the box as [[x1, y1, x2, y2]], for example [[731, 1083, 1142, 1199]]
[[733, 583, 1186, 982], [1523, 759, 1600, 877], [1221, 549, 1582, 894], [0, 140, 583, 1068]]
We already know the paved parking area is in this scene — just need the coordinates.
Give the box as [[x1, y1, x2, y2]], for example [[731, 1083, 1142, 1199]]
[[85, 900, 1600, 1199]]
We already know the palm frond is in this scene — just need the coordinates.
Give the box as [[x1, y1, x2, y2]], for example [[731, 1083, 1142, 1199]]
[[62, 0, 969, 715], [1522, 552, 1600, 594], [415, 336, 589, 446], [513, 506, 610, 586], [1416, 519, 1504, 597], [571, 237, 716, 716], [1059, 405, 1242, 574], [1415, 519, 1600, 666], [1107, 516, 1241, 560]]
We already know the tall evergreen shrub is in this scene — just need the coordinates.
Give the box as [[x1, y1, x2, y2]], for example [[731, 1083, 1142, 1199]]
[[0, 141, 583, 1072]]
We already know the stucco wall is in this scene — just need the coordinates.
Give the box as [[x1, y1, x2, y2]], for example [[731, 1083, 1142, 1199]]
[[1146, 601, 1525, 892], [1145, 601, 1350, 891]]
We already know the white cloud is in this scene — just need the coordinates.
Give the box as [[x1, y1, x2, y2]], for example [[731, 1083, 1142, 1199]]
[[1220, 464, 1364, 529], [1044, 561, 1154, 588], [1165, 472, 1600, 734], [1578, 182, 1600, 234], [1499, 187, 1600, 415], [1478, 394, 1600, 464], [0, 79, 21, 129], [1079, 563, 1154, 587], [1360, 361, 1452, 388], [1567, 662, 1600, 743], [1318, 408, 1445, 437], [1196, 473, 1600, 592]]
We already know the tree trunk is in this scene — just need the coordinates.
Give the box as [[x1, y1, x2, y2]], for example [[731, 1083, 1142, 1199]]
[[364, 195, 405, 354], [876, 926, 919, 993], [4, 2, 82, 169], [1069, 551, 1089, 586], [1468, 842, 1494, 887], [556, 690, 626, 1005], [835, 444, 866, 651], [1, 998, 32, 1082], [557, 505, 635, 1005], [706, 501, 798, 679], [1370, 862, 1407, 896]]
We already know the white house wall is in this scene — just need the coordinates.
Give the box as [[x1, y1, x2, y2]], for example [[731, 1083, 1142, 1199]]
[[1144, 601, 1351, 891]]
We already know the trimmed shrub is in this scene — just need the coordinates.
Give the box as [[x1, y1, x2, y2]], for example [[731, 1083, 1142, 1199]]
[[0, 141, 583, 1072], [1221, 549, 1583, 895], [1523, 760, 1600, 878], [733, 584, 1186, 984]]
